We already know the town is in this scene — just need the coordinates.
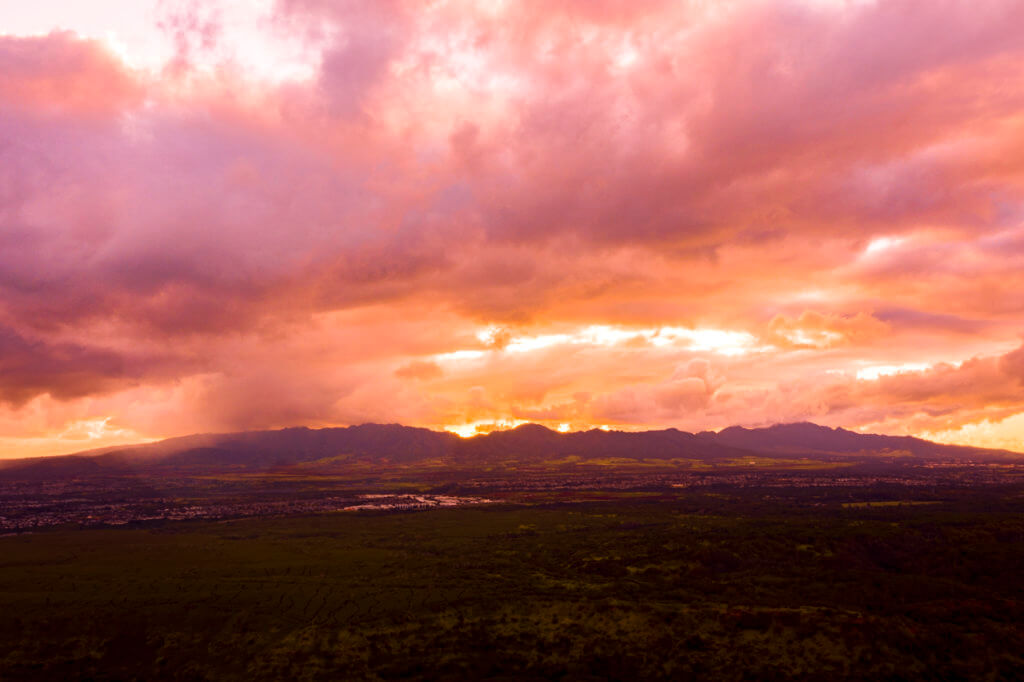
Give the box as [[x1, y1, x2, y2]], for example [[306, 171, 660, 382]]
[[3, 461, 1022, 532]]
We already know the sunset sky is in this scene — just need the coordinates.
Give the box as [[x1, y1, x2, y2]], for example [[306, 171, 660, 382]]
[[2, 0, 1024, 458]]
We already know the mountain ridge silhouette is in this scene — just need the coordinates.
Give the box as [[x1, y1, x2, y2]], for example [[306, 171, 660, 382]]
[[1, 421, 1019, 479]]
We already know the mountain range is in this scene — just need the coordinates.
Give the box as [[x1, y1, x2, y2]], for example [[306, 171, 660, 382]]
[[0, 422, 1019, 480]]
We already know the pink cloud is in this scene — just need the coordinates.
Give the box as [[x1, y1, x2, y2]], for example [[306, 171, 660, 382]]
[[2, 2, 1024, 454], [0, 32, 142, 115]]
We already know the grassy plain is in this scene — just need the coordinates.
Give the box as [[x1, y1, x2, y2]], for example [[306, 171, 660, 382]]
[[2, 487, 1024, 680]]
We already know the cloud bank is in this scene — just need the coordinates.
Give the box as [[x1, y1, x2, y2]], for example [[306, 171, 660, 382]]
[[1, 0, 1023, 455]]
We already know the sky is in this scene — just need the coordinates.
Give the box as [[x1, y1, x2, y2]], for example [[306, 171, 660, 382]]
[[1, 0, 1024, 458]]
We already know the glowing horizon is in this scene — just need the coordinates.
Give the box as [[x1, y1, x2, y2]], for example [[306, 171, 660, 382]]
[[2, 1, 1024, 458]]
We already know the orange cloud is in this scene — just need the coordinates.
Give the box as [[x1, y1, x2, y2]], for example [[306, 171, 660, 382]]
[[766, 311, 889, 349], [2, 2, 1024, 455]]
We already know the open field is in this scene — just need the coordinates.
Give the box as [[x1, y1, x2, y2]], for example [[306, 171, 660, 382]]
[[2, 482, 1024, 680], [4, 460, 1022, 531]]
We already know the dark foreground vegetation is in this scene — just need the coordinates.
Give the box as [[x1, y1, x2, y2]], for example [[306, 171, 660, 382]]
[[2, 482, 1024, 681]]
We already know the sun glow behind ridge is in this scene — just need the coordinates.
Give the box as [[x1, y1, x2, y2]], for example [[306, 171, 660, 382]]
[[438, 325, 765, 365]]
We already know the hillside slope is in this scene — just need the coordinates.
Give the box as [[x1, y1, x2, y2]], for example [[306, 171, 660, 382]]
[[0, 422, 1018, 479]]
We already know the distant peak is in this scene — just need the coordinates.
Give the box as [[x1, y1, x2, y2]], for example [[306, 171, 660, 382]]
[[770, 422, 833, 432], [511, 423, 555, 434]]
